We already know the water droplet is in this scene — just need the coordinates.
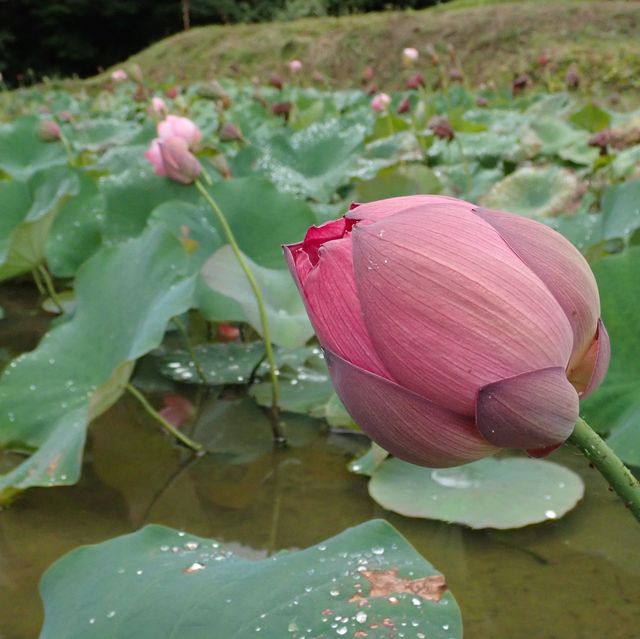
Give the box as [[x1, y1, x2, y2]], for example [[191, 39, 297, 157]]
[[336, 627, 348, 635], [184, 541, 199, 550], [356, 611, 367, 623], [106, 611, 116, 619], [136, 570, 143, 575], [160, 545, 170, 552], [89, 618, 95, 624], [184, 562, 206, 573], [412, 597, 422, 606], [443, 624, 450, 630], [371, 546, 384, 555], [330, 589, 340, 597], [545, 510, 557, 519]]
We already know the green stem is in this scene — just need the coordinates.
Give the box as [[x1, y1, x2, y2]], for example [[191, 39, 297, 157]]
[[38, 264, 64, 314], [57, 126, 75, 166], [172, 316, 207, 384], [126, 383, 203, 452], [453, 136, 471, 198], [32, 267, 46, 296], [385, 111, 395, 137], [568, 417, 640, 524], [194, 179, 284, 442]]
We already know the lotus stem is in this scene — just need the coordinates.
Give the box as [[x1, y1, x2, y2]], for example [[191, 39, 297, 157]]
[[172, 316, 207, 384], [38, 264, 64, 314], [194, 179, 284, 442], [453, 136, 471, 198], [32, 267, 46, 296], [125, 383, 203, 452], [568, 417, 640, 524]]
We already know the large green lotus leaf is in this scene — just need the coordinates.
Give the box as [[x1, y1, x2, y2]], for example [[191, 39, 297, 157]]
[[569, 103, 611, 133], [599, 179, 640, 243], [355, 163, 442, 201], [0, 165, 79, 280], [366, 114, 411, 142], [611, 146, 640, 180], [161, 341, 265, 385], [45, 171, 105, 277], [435, 163, 503, 203], [39, 520, 462, 639], [100, 167, 199, 242], [581, 247, 640, 465], [369, 457, 584, 529], [65, 118, 142, 152], [0, 227, 195, 501], [201, 245, 313, 348], [235, 118, 366, 202], [0, 116, 68, 178], [480, 165, 581, 217], [202, 177, 316, 268], [530, 117, 588, 156]]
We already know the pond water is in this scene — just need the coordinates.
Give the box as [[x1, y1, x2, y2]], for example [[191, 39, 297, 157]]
[[0, 283, 639, 639]]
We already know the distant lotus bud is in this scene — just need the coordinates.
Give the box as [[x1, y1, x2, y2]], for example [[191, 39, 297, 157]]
[[371, 93, 391, 113], [285, 195, 609, 466], [312, 71, 325, 83], [157, 115, 202, 149], [218, 323, 241, 341], [199, 80, 230, 107], [288, 59, 303, 73], [361, 66, 375, 83], [111, 69, 127, 82], [365, 82, 378, 96], [133, 84, 147, 102], [511, 73, 531, 95], [39, 120, 61, 142], [588, 130, 612, 155], [406, 73, 425, 90], [165, 86, 179, 99], [397, 96, 411, 114], [475, 96, 488, 107], [402, 47, 419, 65], [565, 67, 580, 90], [428, 115, 454, 141], [151, 97, 167, 117], [269, 74, 284, 90], [58, 111, 73, 122], [449, 67, 463, 83], [537, 52, 551, 67], [219, 122, 243, 142], [130, 63, 144, 83], [271, 101, 292, 119], [211, 153, 232, 179], [426, 44, 440, 66], [145, 136, 201, 184]]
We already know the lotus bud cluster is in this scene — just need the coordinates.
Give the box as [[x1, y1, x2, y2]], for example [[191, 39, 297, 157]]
[[285, 195, 609, 467], [145, 115, 202, 184]]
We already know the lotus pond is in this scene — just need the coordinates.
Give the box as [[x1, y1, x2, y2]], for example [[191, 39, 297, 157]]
[[0, 74, 639, 638]]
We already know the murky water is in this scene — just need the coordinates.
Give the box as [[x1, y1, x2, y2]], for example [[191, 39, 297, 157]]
[[0, 284, 639, 639]]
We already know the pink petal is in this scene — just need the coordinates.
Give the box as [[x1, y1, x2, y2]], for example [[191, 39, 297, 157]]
[[474, 207, 600, 368], [325, 349, 498, 467], [476, 367, 579, 449], [348, 194, 472, 223], [567, 318, 610, 399], [351, 204, 573, 415], [284, 225, 389, 378], [159, 394, 195, 428]]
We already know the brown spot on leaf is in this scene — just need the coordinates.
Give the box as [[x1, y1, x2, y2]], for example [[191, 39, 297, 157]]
[[46, 453, 62, 478], [348, 593, 369, 606], [362, 569, 447, 602]]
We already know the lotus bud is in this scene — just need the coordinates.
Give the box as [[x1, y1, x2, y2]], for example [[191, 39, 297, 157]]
[[111, 69, 127, 82], [537, 52, 551, 67], [284, 195, 609, 467], [371, 93, 391, 113], [58, 111, 73, 122], [130, 63, 144, 84], [476, 96, 488, 107], [151, 96, 167, 118], [288, 59, 303, 73], [426, 44, 440, 66], [218, 323, 241, 341], [428, 115, 454, 141], [218, 122, 244, 142], [361, 66, 375, 83], [511, 74, 531, 95], [405, 73, 425, 90], [157, 115, 202, 149], [588, 130, 612, 155], [397, 96, 411, 114], [269, 74, 284, 90], [565, 67, 580, 90], [271, 101, 293, 120], [165, 86, 179, 99], [402, 47, 419, 65], [39, 120, 61, 142], [144, 136, 201, 184], [449, 67, 463, 83]]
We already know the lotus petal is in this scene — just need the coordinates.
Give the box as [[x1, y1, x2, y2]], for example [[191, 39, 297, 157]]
[[348, 194, 472, 223], [567, 318, 610, 398], [474, 207, 600, 367], [351, 205, 573, 415], [284, 222, 389, 377], [325, 349, 498, 467], [476, 367, 579, 449]]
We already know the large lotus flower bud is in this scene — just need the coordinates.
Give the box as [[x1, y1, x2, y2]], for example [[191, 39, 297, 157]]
[[284, 196, 609, 467], [39, 120, 61, 141], [157, 115, 202, 149], [144, 136, 201, 184]]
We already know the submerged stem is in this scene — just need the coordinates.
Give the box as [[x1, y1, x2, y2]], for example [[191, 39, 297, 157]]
[[126, 383, 203, 452], [568, 418, 640, 524], [194, 179, 284, 443], [38, 264, 64, 314]]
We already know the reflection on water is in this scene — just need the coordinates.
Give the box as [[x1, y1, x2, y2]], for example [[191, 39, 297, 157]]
[[0, 286, 639, 638]]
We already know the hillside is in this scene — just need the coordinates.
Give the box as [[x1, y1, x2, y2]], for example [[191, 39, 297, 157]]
[[90, 0, 640, 96]]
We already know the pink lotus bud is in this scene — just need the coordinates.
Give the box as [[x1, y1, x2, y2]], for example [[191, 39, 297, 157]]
[[396, 96, 411, 114], [405, 73, 425, 90], [151, 96, 167, 118], [218, 323, 241, 341], [284, 196, 608, 467], [58, 111, 73, 122], [371, 93, 391, 113], [165, 86, 179, 99], [565, 66, 580, 90], [402, 47, 419, 65], [144, 137, 201, 184], [269, 74, 284, 90], [271, 101, 293, 120], [288, 59, 303, 73], [476, 96, 488, 108], [157, 115, 202, 149], [537, 52, 551, 67], [511, 73, 531, 95], [428, 115, 454, 141], [111, 69, 127, 82], [361, 66, 375, 83], [218, 122, 243, 142], [39, 120, 61, 141], [449, 67, 464, 83]]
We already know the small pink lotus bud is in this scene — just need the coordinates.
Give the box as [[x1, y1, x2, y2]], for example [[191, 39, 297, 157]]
[[428, 115, 454, 141], [476, 96, 488, 107], [271, 101, 292, 120], [58, 111, 73, 123], [285, 195, 608, 467], [396, 96, 411, 114], [219, 122, 243, 142], [449, 67, 464, 83], [145, 137, 201, 184], [130, 63, 144, 84], [361, 66, 375, 83], [402, 47, 419, 65], [39, 120, 61, 142], [537, 52, 551, 67], [588, 130, 612, 155], [269, 74, 284, 90], [371, 93, 391, 113], [405, 73, 425, 90], [111, 69, 127, 82], [157, 115, 202, 149], [165, 86, 179, 99], [218, 323, 241, 341], [151, 97, 167, 118], [565, 67, 580, 90], [288, 59, 303, 73], [511, 73, 531, 95]]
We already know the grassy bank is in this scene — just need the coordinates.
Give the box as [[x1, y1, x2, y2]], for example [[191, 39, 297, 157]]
[[88, 0, 640, 97]]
